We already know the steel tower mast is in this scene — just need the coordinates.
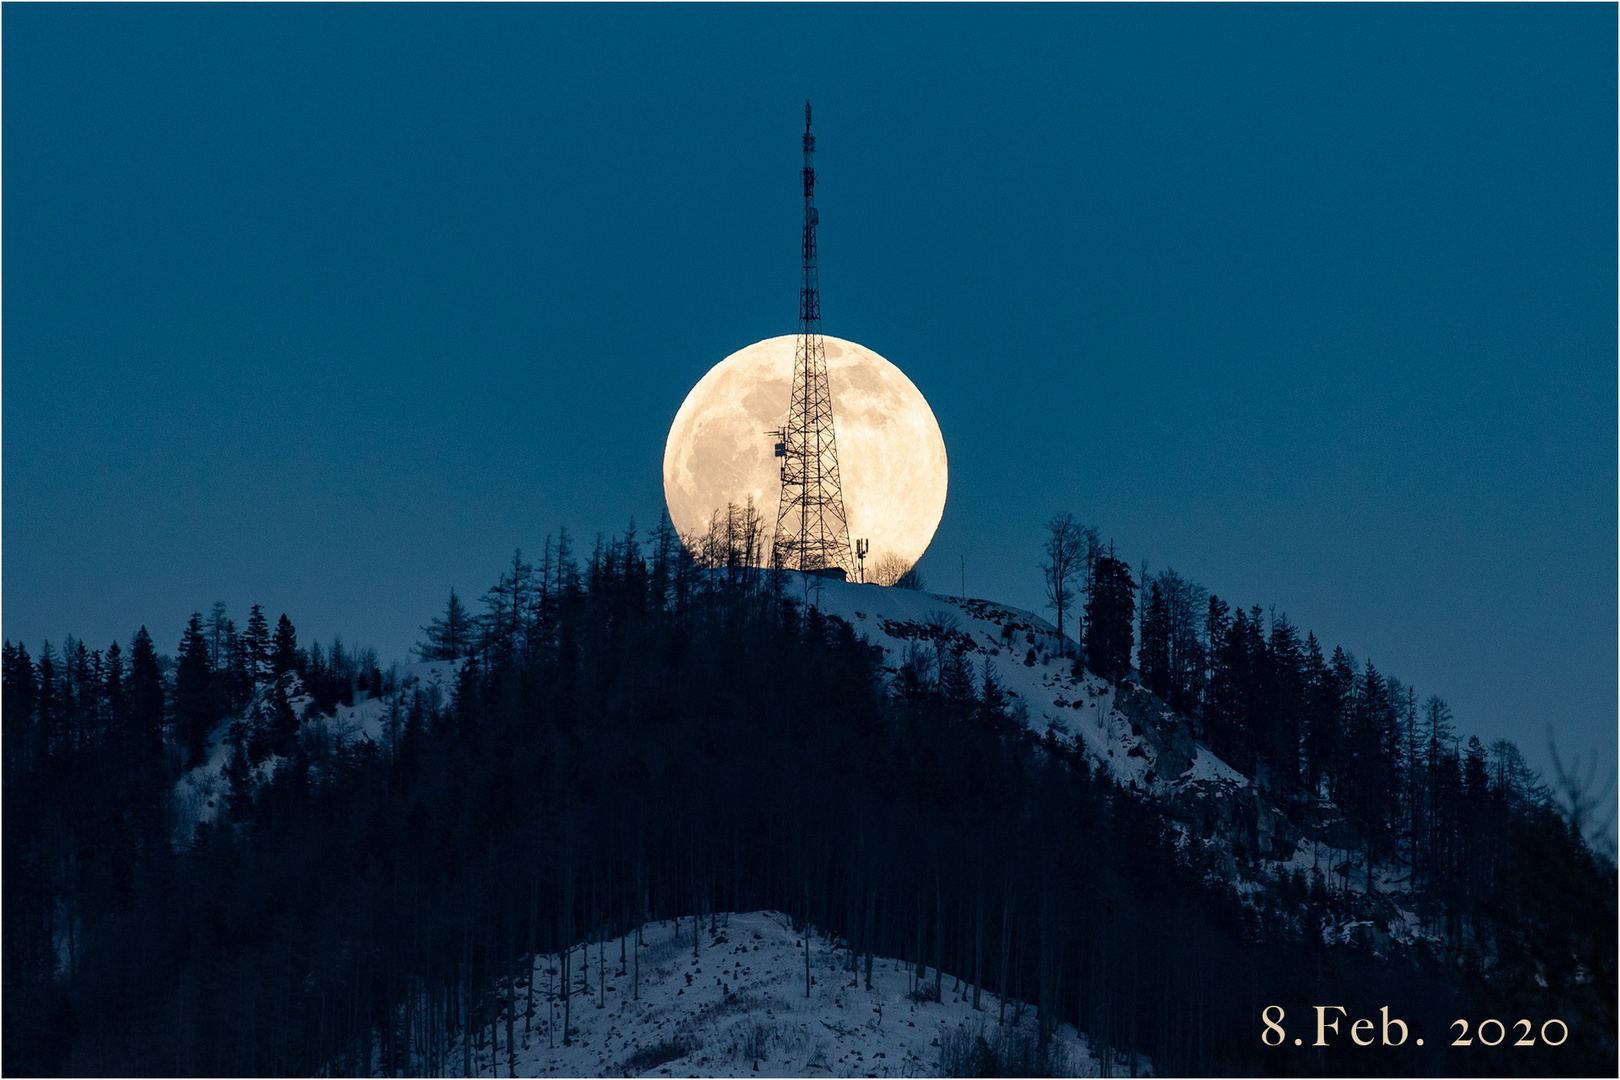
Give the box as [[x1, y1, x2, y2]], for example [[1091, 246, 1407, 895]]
[[772, 102, 853, 577]]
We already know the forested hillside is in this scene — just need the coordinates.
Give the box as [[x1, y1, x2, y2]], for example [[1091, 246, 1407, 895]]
[[4, 512, 1613, 1076]]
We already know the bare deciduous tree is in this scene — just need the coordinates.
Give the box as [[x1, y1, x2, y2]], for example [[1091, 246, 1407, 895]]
[[1548, 732, 1617, 862], [871, 553, 923, 589], [1041, 514, 1096, 644]]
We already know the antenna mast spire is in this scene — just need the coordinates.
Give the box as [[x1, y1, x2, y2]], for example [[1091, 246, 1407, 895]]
[[772, 102, 854, 577]]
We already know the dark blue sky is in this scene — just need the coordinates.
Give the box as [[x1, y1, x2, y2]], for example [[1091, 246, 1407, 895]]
[[5, 5, 1614, 779]]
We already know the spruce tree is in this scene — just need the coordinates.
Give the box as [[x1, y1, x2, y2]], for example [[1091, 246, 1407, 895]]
[[1203, 596, 1231, 731], [271, 614, 299, 676], [305, 641, 334, 715], [207, 601, 230, 669], [980, 654, 1009, 735], [1082, 550, 1135, 684], [418, 588, 474, 661], [940, 644, 977, 710], [62, 638, 94, 753], [1462, 735, 1489, 803], [1266, 614, 1304, 802], [2, 642, 38, 784], [482, 549, 535, 665], [1324, 646, 1358, 804], [244, 605, 271, 687], [1460, 735, 1491, 907], [1423, 694, 1454, 747], [103, 641, 127, 751], [224, 623, 251, 711], [269, 681, 299, 754], [1421, 695, 1457, 886], [1239, 606, 1269, 777], [650, 513, 676, 613], [1350, 660, 1391, 879], [128, 627, 165, 769], [175, 614, 215, 766], [1300, 632, 1330, 799], [36, 643, 60, 760], [1203, 608, 1249, 771]]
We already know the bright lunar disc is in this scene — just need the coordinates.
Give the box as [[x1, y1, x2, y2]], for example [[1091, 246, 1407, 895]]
[[663, 336, 948, 574]]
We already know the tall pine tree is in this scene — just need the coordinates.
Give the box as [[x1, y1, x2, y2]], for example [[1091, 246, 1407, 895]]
[[1082, 551, 1135, 684], [244, 605, 271, 687], [174, 614, 215, 765], [418, 588, 474, 661], [270, 614, 299, 676], [128, 627, 165, 770]]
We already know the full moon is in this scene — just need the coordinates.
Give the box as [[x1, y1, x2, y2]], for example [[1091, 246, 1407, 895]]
[[663, 336, 948, 575]]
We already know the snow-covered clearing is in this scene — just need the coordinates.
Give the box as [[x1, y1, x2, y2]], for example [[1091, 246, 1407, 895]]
[[431, 911, 1123, 1078]]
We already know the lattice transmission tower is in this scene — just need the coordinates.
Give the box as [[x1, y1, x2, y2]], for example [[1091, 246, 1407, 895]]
[[771, 103, 853, 577]]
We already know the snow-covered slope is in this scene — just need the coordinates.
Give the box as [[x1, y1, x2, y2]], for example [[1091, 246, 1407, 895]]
[[796, 577, 1243, 798], [796, 579, 1425, 953], [433, 911, 1122, 1078]]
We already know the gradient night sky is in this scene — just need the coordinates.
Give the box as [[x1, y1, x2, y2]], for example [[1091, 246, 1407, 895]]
[[5, 5, 1614, 781]]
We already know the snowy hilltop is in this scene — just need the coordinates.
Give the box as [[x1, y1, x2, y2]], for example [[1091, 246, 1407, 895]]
[[428, 911, 1118, 1078]]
